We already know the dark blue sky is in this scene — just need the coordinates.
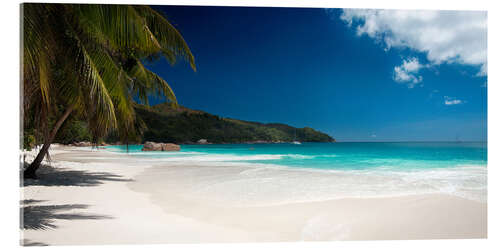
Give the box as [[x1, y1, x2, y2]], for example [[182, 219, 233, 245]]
[[146, 6, 487, 142]]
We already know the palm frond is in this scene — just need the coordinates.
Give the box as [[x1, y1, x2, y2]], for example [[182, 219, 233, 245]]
[[23, 3, 195, 146], [133, 6, 196, 70], [38, 51, 51, 108], [73, 4, 163, 55], [128, 59, 178, 107], [63, 20, 118, 137]]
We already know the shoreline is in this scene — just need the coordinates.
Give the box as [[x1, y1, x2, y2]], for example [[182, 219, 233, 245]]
[[21, 146, 487, 245]]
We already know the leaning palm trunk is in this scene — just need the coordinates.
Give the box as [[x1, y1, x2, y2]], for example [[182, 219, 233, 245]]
[[22, 4, 195, 178], [23, 105, 74, 178]]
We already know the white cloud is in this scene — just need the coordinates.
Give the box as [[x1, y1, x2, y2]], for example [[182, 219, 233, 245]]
[[444, 96, 463, 105], [393, 57, 424, 88], [340, 9, 487, 76]]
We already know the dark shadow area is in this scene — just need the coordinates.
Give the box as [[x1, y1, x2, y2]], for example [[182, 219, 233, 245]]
[[21, 200, 113, 230], [21, 199, 47, 205], [21, 164, 132, 187], [21, 239, 49, 246]]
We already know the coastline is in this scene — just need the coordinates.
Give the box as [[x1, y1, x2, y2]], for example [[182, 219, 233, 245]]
[[21, 146, 487, 245]]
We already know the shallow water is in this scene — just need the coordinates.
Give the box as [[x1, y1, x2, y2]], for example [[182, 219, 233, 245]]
[[105, 142, 487, 203]]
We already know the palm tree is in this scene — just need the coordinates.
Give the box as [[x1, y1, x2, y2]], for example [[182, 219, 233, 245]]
[[22, 3, 195, 178]]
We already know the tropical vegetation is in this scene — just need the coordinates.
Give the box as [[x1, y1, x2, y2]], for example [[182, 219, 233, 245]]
[[135, 103, 335, 144], [22, 3, 195, 178], [30, 102, 334, 146]]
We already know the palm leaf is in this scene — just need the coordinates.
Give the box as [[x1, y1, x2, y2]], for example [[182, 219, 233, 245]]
[[128, 59, 178, 107], [22, 3, 196, 148], [133, 6, 196, 70]]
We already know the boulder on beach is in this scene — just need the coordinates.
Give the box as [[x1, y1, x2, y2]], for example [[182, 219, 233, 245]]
[[197, 139, 208, 144], [142, 141, 181, 151], [72, 141, 92, 147]]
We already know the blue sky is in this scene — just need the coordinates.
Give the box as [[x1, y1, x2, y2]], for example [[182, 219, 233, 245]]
[[147, 6, 487, 142]]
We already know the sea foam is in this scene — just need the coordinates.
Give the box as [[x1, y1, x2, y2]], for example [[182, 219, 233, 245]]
[[104, 142, 487, 204]]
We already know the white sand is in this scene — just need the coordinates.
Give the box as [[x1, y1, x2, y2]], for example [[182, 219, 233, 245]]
[[20, 146, 487, 245]]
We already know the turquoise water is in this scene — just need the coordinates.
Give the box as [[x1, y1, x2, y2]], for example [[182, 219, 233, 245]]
[[105, 142, 487, 171], [104, 142, 487, 202]]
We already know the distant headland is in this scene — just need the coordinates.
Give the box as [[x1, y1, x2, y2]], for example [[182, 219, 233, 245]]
[[132, 102, 335, 144]]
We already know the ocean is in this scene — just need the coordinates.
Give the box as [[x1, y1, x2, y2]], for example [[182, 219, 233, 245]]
[[105, 142, 487, 203]]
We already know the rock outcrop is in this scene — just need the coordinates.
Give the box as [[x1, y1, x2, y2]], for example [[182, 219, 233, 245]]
[[142, 141, 181, 151], [197, 139, 209, 144], [72, 141, 92, 147]]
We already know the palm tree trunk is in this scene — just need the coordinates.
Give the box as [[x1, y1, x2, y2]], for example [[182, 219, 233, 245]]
[[23, 105, 75, 179]]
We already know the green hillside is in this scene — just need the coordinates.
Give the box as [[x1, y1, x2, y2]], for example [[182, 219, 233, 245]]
[[135, 102, 335, 144]]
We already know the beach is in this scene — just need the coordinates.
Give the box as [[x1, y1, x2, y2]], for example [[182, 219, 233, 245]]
[[21, 145, 487, 245]]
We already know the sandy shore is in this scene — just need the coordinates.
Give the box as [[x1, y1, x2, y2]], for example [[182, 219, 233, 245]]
[[21, 146, 487, 245]]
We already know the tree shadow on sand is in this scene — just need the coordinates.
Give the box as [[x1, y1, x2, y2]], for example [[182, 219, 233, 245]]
[[21, 239, 49, 246], [21, 164, 133, 187], [21, 200, 113, 230]]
